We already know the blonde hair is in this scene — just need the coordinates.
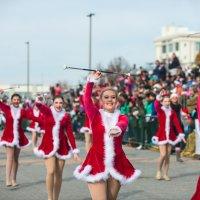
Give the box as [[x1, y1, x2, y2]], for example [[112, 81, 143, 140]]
[[100, 87, 118, 99]]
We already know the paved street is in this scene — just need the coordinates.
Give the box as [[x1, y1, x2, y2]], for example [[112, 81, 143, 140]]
[[0, 137, 199, 200]]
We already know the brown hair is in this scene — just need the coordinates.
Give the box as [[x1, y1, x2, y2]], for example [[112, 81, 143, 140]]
[[11, 93, 22, 101], [53, 95, 64, 102], [162, 95, 170, 102]]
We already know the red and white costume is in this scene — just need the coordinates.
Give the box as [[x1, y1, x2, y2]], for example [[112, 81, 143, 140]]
[[74, 80, 141, 185], [26, 106, 45, 133], [152, 99, 184, 146], [191, 176, 200, 200], [0, 101, 31, 148], [33, 103, 79, 160]]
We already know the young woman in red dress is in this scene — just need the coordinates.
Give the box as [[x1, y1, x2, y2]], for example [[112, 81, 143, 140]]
[[152, 94, 185, 181], [33, 96, 80, 200], [0, 93, 31, 187], [26, 104, 44, 147], [74, 71, 141, 200], [191, 176, 200, 200]]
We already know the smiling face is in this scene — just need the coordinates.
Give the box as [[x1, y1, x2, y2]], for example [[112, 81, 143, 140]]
[[11, 96, 21, 107], [162, 96, 170, 108], [171, 96, 178, 104], [100, 90, 117, 113], [53, 97, 63, 112]]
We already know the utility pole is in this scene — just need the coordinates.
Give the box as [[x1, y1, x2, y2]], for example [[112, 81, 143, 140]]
[[87, 13, 95, 69], [25, 41, 30, 97]]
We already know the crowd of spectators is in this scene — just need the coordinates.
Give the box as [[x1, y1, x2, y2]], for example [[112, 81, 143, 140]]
[[1, 53, 200, 159]]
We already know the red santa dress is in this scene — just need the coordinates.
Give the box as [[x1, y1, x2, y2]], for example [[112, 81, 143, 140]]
[[33, 103, 79, 160], [152, 99, 184, 145], [26, 106, 45, 134], [0, 102, 31, 148], [191, 176, 200, 200], [74, 80, 141, 185]]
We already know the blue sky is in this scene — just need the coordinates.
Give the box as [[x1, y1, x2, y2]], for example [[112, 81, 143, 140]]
[[0, 0, 199, 86]]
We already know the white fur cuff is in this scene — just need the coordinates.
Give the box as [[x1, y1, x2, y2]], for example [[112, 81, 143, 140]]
[[72, 149, 80, 154], [87, 75, 99, 83], [152, 136, 158, 144], [178, 133, 185, 140], [156, 95, 162, 101]]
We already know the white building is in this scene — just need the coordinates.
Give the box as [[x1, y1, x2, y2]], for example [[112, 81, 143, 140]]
[[0, 84, 49, 98], [154, 26, 200, 67]]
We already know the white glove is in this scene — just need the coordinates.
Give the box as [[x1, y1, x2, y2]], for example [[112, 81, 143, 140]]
[[108, 126, 122, 137]]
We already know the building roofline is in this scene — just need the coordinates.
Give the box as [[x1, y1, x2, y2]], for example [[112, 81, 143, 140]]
[[154, 32, 200, 42]]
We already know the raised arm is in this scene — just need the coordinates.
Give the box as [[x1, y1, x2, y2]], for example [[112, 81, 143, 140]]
[[35, 102, 52, 116], [0, 101, 10, 113], [83, 75, 99, 122], [154, 98, 162, 113]]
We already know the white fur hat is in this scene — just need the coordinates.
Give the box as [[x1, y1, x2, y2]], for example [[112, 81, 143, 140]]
[[170, 93, 178, 99]]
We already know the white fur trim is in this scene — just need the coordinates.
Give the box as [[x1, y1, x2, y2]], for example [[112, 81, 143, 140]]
[[156, 95, 162, 101], [40, 130, 45, 134], [0, 140, 31, 148], [74, 165, 93, 180], [27, 127, 37, 132], [79, 91, 84, 95], [87, 75, 99, 83], [74, 109, 141, 185], [33, 108, 39, 117], [55, 151, 72, 160], [80, 127, 91, 134], [109, 168, 142, 185], [1, 105, 22, 148], [33, 107, 65, 158], [152, 136, 159, 144], [73, 165, 109, 183], [72, 148, 80, 154], [180, 111, 187, 117], [161, 106, 171, 140], [178, 133, 185, 140], [27, 125, 45, 134], [153, 137, 183, 146]]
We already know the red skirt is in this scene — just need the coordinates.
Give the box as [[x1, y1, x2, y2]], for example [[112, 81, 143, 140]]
[[191, 176, 200, 200]]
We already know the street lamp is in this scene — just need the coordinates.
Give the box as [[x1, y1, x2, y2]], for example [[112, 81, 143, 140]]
[[87, 13, 95, 69], [25, 41, 30, 98]]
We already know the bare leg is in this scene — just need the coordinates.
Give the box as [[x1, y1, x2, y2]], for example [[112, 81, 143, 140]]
[[11, 147, 20, 186], [32, 131, 37, 147], [107, 177, 121, 200], [163, 144, 172, 180], [175, 147, 183, 162], [85, 132, 92, 153], [53, 158, 65, 200], [156, 145, 167, 179], [5, 147, 14, 186], [88, 181, 107, 200], [45, 157, 56, 200]]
